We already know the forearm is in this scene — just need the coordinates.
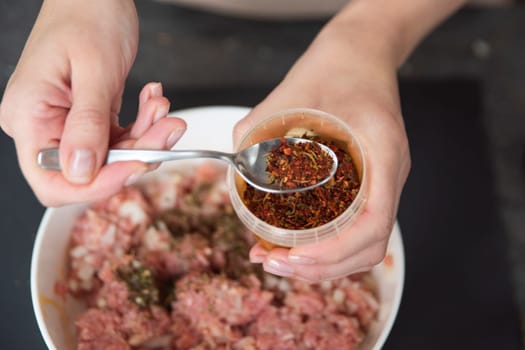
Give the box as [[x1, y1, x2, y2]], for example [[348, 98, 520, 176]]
[[320, 0, 468, 67]]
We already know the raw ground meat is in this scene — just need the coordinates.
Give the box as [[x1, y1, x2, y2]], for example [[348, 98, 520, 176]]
[[65, 163, 379, 349]]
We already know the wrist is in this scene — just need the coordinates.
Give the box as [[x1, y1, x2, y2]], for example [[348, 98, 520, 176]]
[[42, 0, 138, 22], [314, 6, 402, 70], [319, 0, 467, 67]]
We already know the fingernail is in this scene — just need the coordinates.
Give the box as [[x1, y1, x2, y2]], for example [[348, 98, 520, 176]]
[[166, 128, 186, 149], [265, 258, 294, 277], [153, 103, 170, 122], [288, 255, 316, 265], [250, 254, 267, 264], [68, 149, 95, 183], [125, 168, 147, 186], [150, 82, 162, 97]]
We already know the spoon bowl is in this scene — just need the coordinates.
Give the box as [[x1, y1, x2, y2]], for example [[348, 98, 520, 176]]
[[37, 137, 338, 194]]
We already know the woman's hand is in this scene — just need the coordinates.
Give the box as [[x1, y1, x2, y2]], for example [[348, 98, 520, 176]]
[[0, 0, 186, 207], [234, 4, 411, 282], [236, 0, 466, 282]]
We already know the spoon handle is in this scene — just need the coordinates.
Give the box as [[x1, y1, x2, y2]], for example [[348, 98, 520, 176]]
[[37, 148, 233, 170]]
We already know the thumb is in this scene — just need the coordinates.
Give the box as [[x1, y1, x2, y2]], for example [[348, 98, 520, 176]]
[[60, 67, 115, 185]]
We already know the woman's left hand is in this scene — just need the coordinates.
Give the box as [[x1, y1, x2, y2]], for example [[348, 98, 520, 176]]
[[233, 17, 411, 282]]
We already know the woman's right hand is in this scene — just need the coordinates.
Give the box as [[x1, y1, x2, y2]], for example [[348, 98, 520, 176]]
[[0, 0, 186, 207]]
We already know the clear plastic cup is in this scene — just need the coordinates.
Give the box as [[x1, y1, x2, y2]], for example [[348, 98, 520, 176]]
[[228, 108, 367, 247]]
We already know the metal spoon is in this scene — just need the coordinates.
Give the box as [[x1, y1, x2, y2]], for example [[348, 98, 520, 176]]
[[37, 137, 338, 194]]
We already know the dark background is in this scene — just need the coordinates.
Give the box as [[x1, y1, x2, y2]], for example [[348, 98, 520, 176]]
[[1, 0, 524, 348]]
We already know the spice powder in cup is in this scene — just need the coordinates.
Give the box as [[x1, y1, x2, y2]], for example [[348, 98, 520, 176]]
[[228, 108, 367, 248]]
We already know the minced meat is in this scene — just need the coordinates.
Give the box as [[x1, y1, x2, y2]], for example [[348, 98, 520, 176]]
[[66, 163, 379, 349]]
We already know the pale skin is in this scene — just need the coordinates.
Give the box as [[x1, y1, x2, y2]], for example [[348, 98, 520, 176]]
[[0, 0, 466, 282]]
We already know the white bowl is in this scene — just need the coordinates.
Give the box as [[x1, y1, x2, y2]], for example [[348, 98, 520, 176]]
[[31, 106, 404, 350]]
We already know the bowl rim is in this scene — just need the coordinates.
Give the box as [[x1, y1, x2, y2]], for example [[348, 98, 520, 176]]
[[31, 208, 58, 350], [372, 221, 405, 349]]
